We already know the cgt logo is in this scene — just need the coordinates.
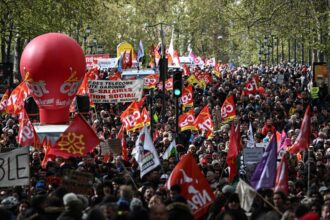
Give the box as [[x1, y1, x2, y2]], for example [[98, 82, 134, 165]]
[[144, 77, 157, 86], [19, 124, 33, 142], [246, 78, 258, 91], [179, 115, 194, 127], [181, 93, 192, 105], [221, 103, 233, 118], [197, 118, 212, 131], [122, 111, 141, 128]]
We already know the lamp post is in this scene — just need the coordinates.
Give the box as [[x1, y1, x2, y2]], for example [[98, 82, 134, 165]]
[[144, 21, 174, 122], [217, 35, 223, 62], [83, 26, 91, 52], [93, 36, 98, 54]]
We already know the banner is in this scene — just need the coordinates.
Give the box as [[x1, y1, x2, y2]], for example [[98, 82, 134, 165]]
[[166, 153, 215, 219], [62, 170, 93, 195], [98, 58, 118, 70], [132, 126, 161, 178], [0, 147, 30, 187], [88, 79, 144, 103], [85, 54, 110, 69]]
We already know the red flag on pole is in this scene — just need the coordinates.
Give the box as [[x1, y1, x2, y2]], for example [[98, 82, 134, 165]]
[[226, 123, 238, 182], [48, 114, 100, 158], [17, 110, 39, 147], [7, 82, 29, 115], [166, 153, 215, 219], [275, 154, 289, 195], [288, 105, 311, 154], [0, 89, 10, 112]]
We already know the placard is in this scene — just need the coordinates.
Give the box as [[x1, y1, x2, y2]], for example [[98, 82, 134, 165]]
[[98, 58, 118, 70], [101, 139, 122, 155], [62, 170, 93, 195], [243, 148, 264, 164], [88, 79, 144, 103], [0, 147, 29, 187]]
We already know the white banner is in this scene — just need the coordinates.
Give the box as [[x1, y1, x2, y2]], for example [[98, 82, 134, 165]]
[[0, 147, 30, 187], [88, 79, 144, 103], [98, 58, 118, 69]]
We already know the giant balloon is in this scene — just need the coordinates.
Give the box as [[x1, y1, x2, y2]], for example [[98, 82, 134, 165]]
[[20, 33, 85, 124]]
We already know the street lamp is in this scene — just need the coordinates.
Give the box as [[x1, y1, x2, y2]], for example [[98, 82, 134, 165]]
[[83, 26, 91, 52], [144, 21, 174, 122], [217, 35, 223, 62]]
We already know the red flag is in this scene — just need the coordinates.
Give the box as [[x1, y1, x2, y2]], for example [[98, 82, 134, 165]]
[[165, 77, 173, 91], [235, 122, 241, 152], [122, 50, 133, 69], [166, 153, 215, 219], [275, 154, 289, 195], [183, 64, 190, 76], [244, 77, 259, 95], [120, 101, 144, 131], [221, 95, 236, 122], [41, 137, 53, 169], [226, 123, 238, 182], [117, 125, 125, 140], [121, 136, 129, 161], [288, 105, 311, 154], [181, 85, 194, 110], [17, 110, 39, 147], [7, 82, 29, 115], [194, 106, 214, 139], [109, 72, 121, 81], [141, 107, 150, 126], [0, 89, 10, 112], [152, 128, 159, 142], [137, 96, 147, 109], [144, 74, 159, 89], [48, 114, 100, 158], [178, 109, 197, 132]]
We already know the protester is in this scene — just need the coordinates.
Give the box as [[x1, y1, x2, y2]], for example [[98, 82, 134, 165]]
[[0, 61, 329, 220]]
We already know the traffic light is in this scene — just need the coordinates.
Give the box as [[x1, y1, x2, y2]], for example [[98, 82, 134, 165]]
[[173, 70, 182, 97], [159, 58, 168, 81]]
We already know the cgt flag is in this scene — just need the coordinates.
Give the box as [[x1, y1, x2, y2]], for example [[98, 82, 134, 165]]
[[7, 82, 29, 115], [132, 126, 161, 178], [17, 110, 39, 147], [194, 106, 213, 139], [48, 114, 100, 158], [221, 95, 236, 123], [166, 153, 215, 219], [0, 89, 10, 112]]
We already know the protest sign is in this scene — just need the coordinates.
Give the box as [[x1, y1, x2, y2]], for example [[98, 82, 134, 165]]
[[100, 139, 122, 155], [62, 170, 93, 195], [85, 54, 110, 69], [0, 147, 29, 187], [98, 58, 118, 70], [88, 79, 144, 103], [243, 147, 264, 164]]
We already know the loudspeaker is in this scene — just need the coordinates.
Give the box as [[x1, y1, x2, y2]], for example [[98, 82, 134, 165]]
[[75, 95, 90, 113], [24, 96, 39, 115]]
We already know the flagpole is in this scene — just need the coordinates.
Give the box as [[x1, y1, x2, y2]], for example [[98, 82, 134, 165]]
[[240, 179, 283, 216], [108, 146, 139, 190], [307, 148, 311, 195], [254, 190, 283, 216]]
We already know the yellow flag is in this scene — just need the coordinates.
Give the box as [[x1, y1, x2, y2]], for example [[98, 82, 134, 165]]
[[187, 74, 199, 86]]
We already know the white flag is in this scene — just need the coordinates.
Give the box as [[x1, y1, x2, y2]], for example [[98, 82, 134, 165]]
[[162, 139, 177, 160], [247, 122, 255, 148], [236, 179, 256, 212], [133, 126, 161, 178]]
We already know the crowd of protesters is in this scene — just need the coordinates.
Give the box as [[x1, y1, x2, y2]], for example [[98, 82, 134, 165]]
[[0, 62, 330, 220]]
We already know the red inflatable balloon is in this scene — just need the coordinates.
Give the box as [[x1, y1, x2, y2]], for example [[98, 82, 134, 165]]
[[20, 33, 85, 124]]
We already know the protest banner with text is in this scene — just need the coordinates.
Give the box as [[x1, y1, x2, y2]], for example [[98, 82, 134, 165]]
[[88, 79, 144, 103]]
